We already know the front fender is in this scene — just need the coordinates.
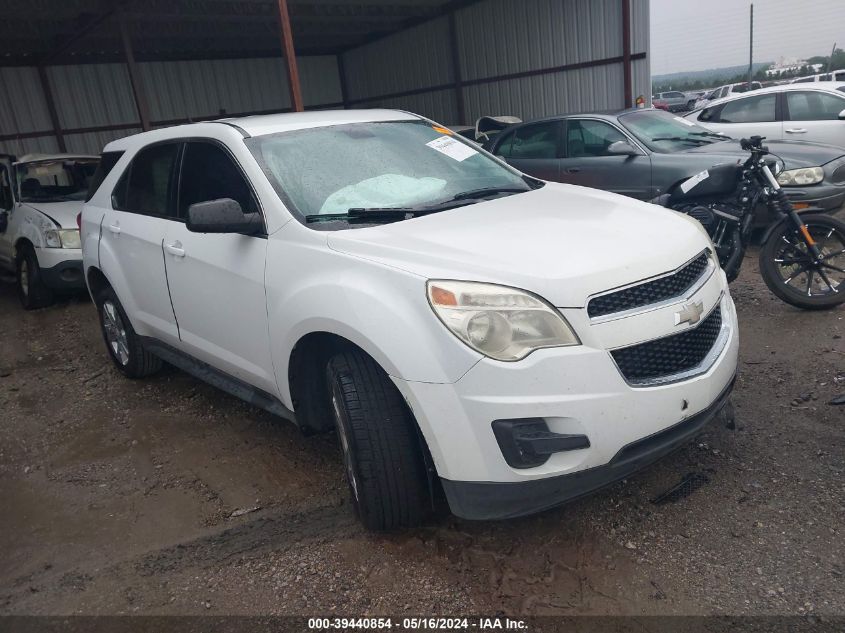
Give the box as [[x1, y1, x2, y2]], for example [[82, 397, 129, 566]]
[[760, 216, 789, 245], [266, 234, 482, 407]]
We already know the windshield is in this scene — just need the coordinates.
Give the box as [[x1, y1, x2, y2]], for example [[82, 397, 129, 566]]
[[16, 158, 99, 203], [618, 110, 730, 153], [245, 120, 530, 226]]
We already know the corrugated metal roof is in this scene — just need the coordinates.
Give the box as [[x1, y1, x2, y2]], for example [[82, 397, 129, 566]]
[[0, 0, 463, 65]]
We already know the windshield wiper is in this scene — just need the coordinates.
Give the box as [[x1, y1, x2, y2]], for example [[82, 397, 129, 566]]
[[650, 136, 713, 145], [452, 186, 529, 201]]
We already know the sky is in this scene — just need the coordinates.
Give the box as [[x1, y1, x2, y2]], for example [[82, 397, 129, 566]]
[[650, 0, 845, 76]]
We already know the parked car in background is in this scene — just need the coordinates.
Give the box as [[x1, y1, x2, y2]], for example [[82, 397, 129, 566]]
[[792, 70, 845, 83], [684, 82, 845, 148], [652, 91, 688, 112], [0, 153, 99, 309], [485, 109, 845, 217], [685, 91, 707, 110], [80, 109, 738, 530], [652, 97, 670, 111], [694, 82, 762, 109]]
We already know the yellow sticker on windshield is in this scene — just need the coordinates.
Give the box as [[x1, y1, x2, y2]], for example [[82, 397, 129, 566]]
[[432, 126, 453, 135]]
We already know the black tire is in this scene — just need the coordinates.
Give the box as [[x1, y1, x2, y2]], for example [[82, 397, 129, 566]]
[[96, 286, 162, 378], [326, 349, 428, 531], [759, 214, 845, 310], [15, 244, 54, 310]]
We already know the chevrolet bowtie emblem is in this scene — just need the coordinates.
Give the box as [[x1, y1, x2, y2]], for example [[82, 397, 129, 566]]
[[675, 300, 704, 326]]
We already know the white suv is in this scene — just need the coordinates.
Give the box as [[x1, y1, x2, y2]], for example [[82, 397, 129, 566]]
[[0, 153, 99, 308], [81, 110, 739, 530]]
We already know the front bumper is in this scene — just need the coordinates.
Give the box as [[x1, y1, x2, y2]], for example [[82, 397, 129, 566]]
[[784, 185, 845, 213], [35, 248, 85, 290], [442, 377, 734, 520], [391, 275, 739, 520]]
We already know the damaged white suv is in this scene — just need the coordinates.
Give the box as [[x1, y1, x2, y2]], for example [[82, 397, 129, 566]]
[[81, 110, 738, 530], [0, 153, 99, 309]]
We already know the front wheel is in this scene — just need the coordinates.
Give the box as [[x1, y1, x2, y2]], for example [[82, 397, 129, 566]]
[[326, 349, 428, 531], [16, 245, 54, 310], [759, 214, 845, 310]]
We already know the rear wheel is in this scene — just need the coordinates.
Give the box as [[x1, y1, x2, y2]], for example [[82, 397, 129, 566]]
[[15, 245, 54, 310], [326, 349, 428, 531], [96, 286, 162, 377], [759, 214, 845, 310]]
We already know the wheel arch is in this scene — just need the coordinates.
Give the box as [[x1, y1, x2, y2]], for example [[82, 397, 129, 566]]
[[287, 330, 441, 481], [86, 265, 111, 302]]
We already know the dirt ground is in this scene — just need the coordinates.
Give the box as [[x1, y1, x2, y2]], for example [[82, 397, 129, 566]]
[[0, 248, 843, 619]]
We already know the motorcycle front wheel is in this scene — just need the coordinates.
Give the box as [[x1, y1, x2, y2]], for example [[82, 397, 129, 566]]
[[759, 214, 845, 310]]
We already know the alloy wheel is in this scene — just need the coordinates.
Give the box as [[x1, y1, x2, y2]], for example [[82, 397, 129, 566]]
[[330, 380, 360, 503], [773, 224, 845, 297], [19, 259, 29, 297], [102, 300, 130, 366]]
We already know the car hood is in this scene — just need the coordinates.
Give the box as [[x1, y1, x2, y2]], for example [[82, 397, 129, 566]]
[[681, 139, 845, 168], [21, 200, 84, 229], [327, 183, 710, 308]]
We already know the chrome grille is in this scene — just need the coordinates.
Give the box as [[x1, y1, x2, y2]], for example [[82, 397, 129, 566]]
[[611, 305, 723, 385], [588, 253, 710, 319]]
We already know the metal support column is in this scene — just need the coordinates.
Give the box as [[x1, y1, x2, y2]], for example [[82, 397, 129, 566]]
[[622, 0, 632, 108], [276, 0, 304, 112], [37, 66, 67, 152], [118, 12, 151, 132], [448, 11, 467, 125]]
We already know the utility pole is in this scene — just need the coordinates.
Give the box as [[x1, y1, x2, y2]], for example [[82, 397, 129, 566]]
[[747, 3, 754, 88], [827, 42, 837, 73]]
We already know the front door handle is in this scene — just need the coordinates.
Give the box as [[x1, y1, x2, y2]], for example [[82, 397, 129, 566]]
[[108, 223, 121, 234], [164, 241, 185, 257], [565, 167, 582, 174], [785, 128, 807, 134]]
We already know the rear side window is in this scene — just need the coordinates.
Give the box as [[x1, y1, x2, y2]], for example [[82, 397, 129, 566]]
[[506, 122, 560, 159], [85, 151, 123, 202], [786, 91, 845, 121], [177, 142, 259, 218], [716, 94, 777, 123], [113, 143, 179, 217]]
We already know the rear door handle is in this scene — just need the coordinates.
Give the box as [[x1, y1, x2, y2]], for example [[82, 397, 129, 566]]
[[565, 167, 582, 174], [785, 128, 807, 134], [164, 241, 185, 257], [108, 223, 121, 234]]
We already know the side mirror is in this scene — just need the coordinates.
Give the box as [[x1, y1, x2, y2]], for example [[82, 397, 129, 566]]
[[607, 140, 640, 156], [186, 198, 262, 234], [839, 108, 845, 121]]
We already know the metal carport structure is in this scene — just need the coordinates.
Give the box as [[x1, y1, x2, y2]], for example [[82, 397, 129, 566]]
[[0, 0, 650, 156]]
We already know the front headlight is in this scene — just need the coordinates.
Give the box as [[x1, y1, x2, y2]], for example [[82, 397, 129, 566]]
[[43, 229, 81, 249], [776, 167, 824, 186], [426, 280, 580, 361]]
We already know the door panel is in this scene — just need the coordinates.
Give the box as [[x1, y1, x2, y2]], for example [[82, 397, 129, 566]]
[[559, 119, 653, 199], [99, 210, 178, 342], [162, 227, 275, 394], [784, 90, 845, 147], [712, 93, 783, 141], [163, 140, 276, 394], [100, 142, 181, 343]]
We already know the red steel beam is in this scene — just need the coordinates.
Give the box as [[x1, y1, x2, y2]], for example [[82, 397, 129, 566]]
[[276, 0, 304, 112]]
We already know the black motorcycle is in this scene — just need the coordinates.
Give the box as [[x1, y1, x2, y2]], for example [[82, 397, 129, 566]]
[[651, 136, 845, 310]]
